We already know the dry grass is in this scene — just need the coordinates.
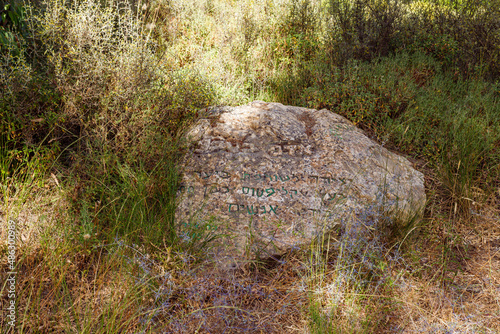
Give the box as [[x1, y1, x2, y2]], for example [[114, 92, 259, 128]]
[[391, 214, 500, 333], [1, 171, 500, 332]]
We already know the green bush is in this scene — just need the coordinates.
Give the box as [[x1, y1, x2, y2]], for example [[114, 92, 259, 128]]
[[0, 0, 61, 175], [327, 0, 404, 64], [0, 1, 28, 56], [325, 0, 500, 81]]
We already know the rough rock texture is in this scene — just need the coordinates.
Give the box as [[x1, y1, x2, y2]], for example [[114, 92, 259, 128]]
[[176, 101, 425, 265]]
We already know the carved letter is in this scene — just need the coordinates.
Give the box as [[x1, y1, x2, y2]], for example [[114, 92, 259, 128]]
[[265, 188, 275, 197], [309, 175, 319, 183], [268, 205, 278, 214], [242, 187, 251, 194], [247, 205, 258, 215], [266, 174, 278, 182], [259, 206, 266, 214], [201, 171, 212, 179], [279, 175, 290, 182], [281, 187, 288, 196], [326, 193, 346, 202], [290, 189, 298, 199], [219, 187, 230, 194], [240, 173, 251, 181], [291, 175, 300, 182], [209, 185, 219, 194], [256, 188, 264, 197], [229, 204, 238, 212]]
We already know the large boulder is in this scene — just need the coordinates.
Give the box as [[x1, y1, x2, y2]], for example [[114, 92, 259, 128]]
[[176, 101, 425, 266]]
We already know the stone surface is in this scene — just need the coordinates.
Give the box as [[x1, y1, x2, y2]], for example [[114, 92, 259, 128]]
[[176, 101, 425, 265]]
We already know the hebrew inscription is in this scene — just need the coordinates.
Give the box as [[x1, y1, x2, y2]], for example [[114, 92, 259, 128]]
[[178, 170, 351, 218]]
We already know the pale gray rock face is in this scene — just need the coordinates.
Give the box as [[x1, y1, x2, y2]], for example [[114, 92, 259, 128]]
[[176, 101, 425, 266]]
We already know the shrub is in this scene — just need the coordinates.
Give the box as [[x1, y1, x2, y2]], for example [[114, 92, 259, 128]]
[[327, 0, 404, 65], [36, 0, 158, 122], [1, 0, 62, 177], [325, 0, 500, 82], [24, 0, 216, 163], [399, 0, 500, 80], [0, 1, 28, 56]]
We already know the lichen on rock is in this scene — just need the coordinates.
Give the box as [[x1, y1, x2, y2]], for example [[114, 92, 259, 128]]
[[176, 101, 426, 267]]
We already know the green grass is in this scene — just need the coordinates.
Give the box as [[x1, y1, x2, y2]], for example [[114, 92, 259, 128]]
[[301, 51, 500, 215], [1, 0, 500, 332]]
